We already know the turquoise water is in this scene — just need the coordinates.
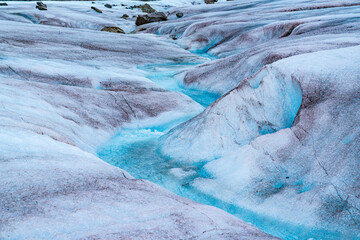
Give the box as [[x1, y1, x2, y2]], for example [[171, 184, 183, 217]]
[[137, 63, 220, 107], [97, 61, 355, 240], [97, 118, 351, 240], [97, 124, 199, 198]]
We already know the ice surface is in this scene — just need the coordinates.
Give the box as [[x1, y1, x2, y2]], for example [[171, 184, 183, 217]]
[[144, 0, 360, 94], [0, 2, 278, 239], [160, 66, 303, 162], [138, 63, 220, 107], [152, 0, 360, 238], [160, 46, 360, 238], [1, 0, 359, 239]]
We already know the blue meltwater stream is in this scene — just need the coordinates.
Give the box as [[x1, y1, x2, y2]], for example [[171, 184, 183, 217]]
[[97, 62, 343, 240], [97, 61, 220, 207]]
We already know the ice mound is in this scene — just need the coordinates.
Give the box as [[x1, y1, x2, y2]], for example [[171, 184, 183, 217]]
[[161, 46, 360, 237], [160, 65, 303, 162], [154, 2, 360, 236]]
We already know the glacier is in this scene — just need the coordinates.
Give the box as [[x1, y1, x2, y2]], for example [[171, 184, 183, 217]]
[[156, 0, 360, 238], [1, 0, 359, 239]]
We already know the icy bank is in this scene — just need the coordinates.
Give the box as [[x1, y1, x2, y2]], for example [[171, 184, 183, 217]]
[[160, 46, 360, 238], [149, 1, 360, 237]]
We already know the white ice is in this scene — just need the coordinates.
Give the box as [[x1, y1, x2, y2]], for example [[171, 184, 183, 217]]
[[1, 0, 359, 239], [0, 1, 279, 239]]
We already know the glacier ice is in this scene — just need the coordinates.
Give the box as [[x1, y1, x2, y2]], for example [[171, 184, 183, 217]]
[[149, 0, 360, 238], [0, 2, 279, 239], [1, 0, 360, 239], [160, 44, 360, 239]]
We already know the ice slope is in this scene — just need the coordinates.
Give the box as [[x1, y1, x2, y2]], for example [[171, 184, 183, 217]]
[[160, 46, 360, 237], [0, 17, 210, 86], [0, 5, 278, 240], [160, 64, 302, 162], [154, 1, 360, 236], [143, 0, 360, 94]]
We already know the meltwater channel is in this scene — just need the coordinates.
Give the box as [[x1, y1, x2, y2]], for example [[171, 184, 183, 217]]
[[97, 62, 342, 240]]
